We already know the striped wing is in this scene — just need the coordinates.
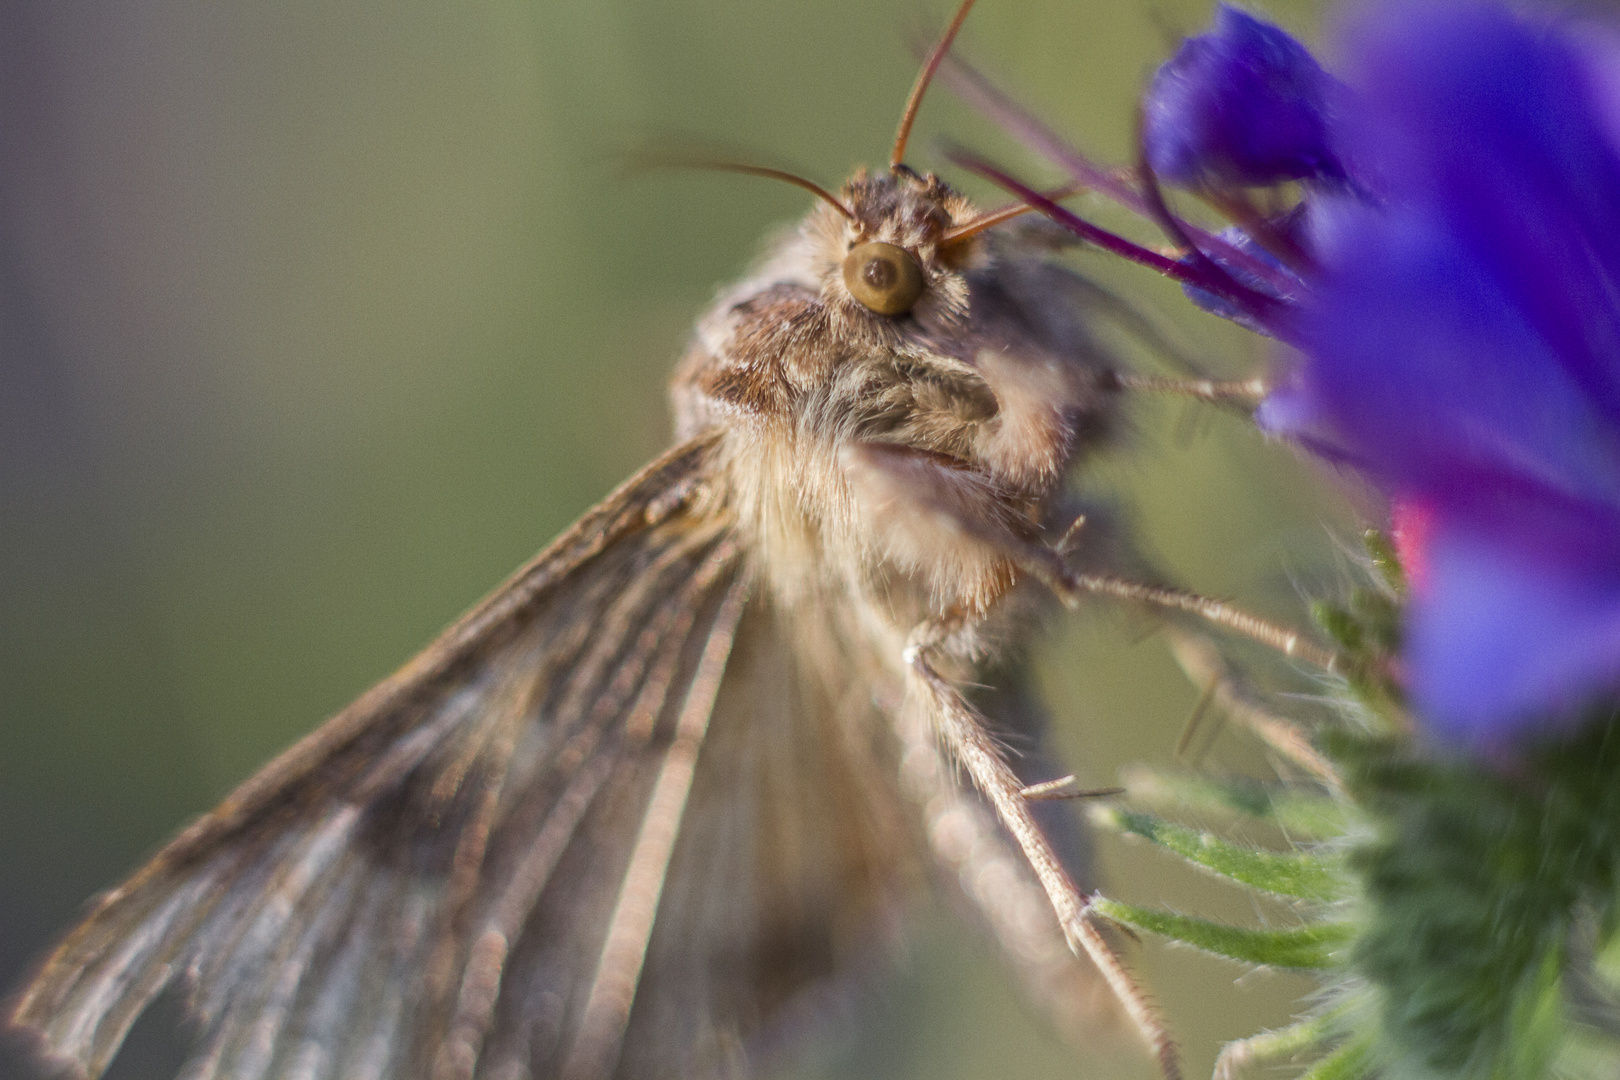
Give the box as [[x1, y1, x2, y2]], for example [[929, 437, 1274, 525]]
[[6, 433, 914, 1080]]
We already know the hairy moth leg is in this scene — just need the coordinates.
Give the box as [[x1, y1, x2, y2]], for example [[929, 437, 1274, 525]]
[[900, 620, 1182, 1080], [842, 441, 1337, 672], [893, 667, 1124, 1043]]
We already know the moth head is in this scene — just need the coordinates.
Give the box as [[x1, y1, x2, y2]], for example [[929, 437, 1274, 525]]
[[823, 0, 1017, 321], [824, 0, 1061, 321], [842, 242, 924, 316], [821, 168, 976, 323], [667, 0, 1043, 323]]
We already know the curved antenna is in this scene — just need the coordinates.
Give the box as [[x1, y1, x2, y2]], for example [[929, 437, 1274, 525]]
[[891, 0, 981, 170], [641, 156, 854, 220], [940, 184, 1081, 246]]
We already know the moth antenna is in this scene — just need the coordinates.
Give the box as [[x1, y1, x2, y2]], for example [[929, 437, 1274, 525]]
[[940, 184, 1082, 246], [638, 156, 854, 220], [891, 0, 980, 171]]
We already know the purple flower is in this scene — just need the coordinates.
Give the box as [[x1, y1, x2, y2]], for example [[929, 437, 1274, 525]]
[[1257, 1, 1620, 744], [1142, 5, 1343, 187], [979, 0, 1620, 744]]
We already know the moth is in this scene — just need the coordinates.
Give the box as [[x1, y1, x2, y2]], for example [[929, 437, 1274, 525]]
[[6, 4, 1210, 1078]]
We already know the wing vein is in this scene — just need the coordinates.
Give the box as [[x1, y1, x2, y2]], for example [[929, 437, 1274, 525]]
[[559, 570, 750, 1080], [431, 537, 744, 1080]]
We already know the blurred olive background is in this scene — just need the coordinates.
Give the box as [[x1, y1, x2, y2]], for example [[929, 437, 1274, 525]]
[[0, 2, 1354, 1079]]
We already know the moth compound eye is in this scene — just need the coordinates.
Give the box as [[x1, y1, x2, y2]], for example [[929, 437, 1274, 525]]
[[842, 242, 924, 316]]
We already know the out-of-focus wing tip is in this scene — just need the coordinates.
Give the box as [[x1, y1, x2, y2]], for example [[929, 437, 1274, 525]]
[[5, 989, 93, 1080]]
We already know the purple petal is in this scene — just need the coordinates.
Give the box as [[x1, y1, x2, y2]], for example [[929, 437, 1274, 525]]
[[1178, 222, 1300, 336], [1409, 518, 1620, 746], [1143, 5, 1342, 187], [1261, 3, 1620, 743], [1292, 194, 1620, 507], [1336, 0, 1620, 428]]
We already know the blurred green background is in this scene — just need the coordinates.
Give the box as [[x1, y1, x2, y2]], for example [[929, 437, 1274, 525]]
[[0, 2, 1352, 1078]]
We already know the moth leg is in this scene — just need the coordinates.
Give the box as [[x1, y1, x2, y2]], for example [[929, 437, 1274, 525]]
[[841, 439, 1337, 670], [1018, 537, 1340, 671], [894, 661, 1123, 1043], [1109, 371, 1267, 409], [901, 620, 1183, 1080]]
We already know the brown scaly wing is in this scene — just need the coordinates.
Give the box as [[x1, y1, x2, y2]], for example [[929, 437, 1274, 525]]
[[478, 590, 926, 1080], [4, 432, 913, 1080]]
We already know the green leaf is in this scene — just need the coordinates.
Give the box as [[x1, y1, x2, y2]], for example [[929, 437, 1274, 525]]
[[1096, 807, 1346, 901], [1349, 587, 1402, 655], [1118, 765, 1349, 840], [1091, 897, 1352, 969], [1297, 1036, 1373, 1080], [1313, 601, 1363, 654], [1213, 1010, 1350, 1078]]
